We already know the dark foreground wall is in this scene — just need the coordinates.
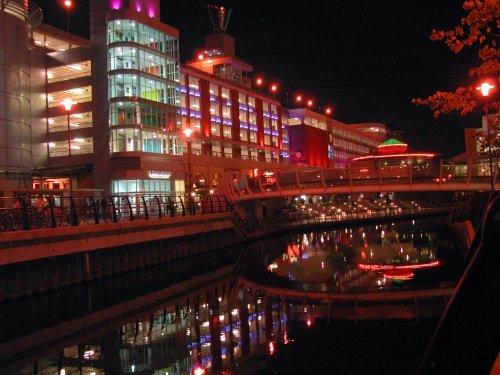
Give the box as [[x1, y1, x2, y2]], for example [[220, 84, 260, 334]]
[[0, 215, 243, 300]]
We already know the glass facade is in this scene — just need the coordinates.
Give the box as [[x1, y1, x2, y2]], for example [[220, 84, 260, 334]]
[[107, 18, 181, 196], [112, 179, 182, 195]]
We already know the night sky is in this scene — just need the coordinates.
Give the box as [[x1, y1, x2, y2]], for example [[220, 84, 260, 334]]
[[37, 0, 483, 158]]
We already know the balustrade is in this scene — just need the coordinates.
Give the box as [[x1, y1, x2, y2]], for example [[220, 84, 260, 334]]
[[0, 194, 232, 233], [228, 163, 497, 200]]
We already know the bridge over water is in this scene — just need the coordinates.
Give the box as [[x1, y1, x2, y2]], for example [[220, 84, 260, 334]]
[[221, 164, 497, 203]]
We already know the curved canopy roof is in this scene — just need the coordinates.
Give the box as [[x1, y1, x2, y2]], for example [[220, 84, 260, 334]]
[[352, 138, 438, 162]]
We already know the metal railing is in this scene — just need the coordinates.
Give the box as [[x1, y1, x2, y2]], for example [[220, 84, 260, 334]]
[[228, 163, 498, 200], [0, 194, 232, 233], [1, 0, 43, 31]]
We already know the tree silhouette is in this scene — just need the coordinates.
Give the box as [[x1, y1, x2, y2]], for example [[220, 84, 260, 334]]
[[412, 1, 499, 117]]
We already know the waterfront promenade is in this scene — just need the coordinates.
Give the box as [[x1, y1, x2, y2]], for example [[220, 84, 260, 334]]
[[0, 196, 452, 266], [0, 191, 454, 302]]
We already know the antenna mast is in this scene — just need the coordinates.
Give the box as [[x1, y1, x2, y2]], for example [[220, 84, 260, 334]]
[[207, 4, 232, 34]]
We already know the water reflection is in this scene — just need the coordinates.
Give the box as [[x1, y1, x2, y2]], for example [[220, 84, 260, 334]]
[[115, 294, 280, 374], [4, 283, 290, 375], [0, 258, 290, 375], [1, 217, 459, 375], [268, 218, 458, 292]]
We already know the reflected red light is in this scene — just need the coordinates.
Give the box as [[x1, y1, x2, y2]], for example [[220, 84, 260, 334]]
[[358, 260, 440, 271], [268, 341, 276, 355], [283, 331, 290, 344], [192, 364, 205, 375], [361, 251, 366, 259], [383, 269, 414, 280], [306, 317, 312, 327]]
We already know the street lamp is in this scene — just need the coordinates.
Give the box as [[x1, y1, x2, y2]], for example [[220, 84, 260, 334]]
[[255, 77, 263, 92], [476, 81, 496, 192], [270, 84, 278, 97], [296, 94, 303, 107], [61, 98, 76, 196], [183, 128, 193, 195]]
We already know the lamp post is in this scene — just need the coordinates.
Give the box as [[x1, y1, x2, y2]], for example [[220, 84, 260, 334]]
[[64, 0, 72, 33], [61, 98, 76, 196], [476, 81, 496, 192], [61, 1, 73, 195], [270, 84, 278, 98], [63, 0, 72, 55], [296, 94, 303, 108], [256, 78, 263, 92], [183, 128, 193, 195]]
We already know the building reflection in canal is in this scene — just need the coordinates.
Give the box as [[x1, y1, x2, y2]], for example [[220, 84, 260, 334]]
[[268, 217, 459, 292], [115, 296, 287, 374], [2, 216, 459, 375], [14, 291, 288, 375]]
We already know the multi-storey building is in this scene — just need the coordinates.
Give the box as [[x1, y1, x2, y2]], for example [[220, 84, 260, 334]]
[[287, 109, 386, 168], [0, 0, 387, 198], [456, 114, 499, 177]]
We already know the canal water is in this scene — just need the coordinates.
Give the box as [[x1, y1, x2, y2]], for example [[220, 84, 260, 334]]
[[0, 215, 462, 375]]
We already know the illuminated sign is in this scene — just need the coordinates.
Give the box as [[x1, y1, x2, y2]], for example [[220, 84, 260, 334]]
[[262, 171, 276, 185], [149, 170, 171, 179]]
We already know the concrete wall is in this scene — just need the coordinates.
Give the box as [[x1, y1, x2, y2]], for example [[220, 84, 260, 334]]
[[0, 213, 242, 300]]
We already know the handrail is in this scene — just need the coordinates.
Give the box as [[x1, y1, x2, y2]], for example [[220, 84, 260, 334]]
[[227, 164, 498, 203], [1, 0, 43, 30], [0, 194, 233, 233]]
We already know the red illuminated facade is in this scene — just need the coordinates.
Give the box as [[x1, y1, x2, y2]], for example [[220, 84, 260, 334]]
[[288, 109, 386, 168]]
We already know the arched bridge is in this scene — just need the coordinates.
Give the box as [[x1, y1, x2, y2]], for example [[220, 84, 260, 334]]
[[222, 164, 497, 203]]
